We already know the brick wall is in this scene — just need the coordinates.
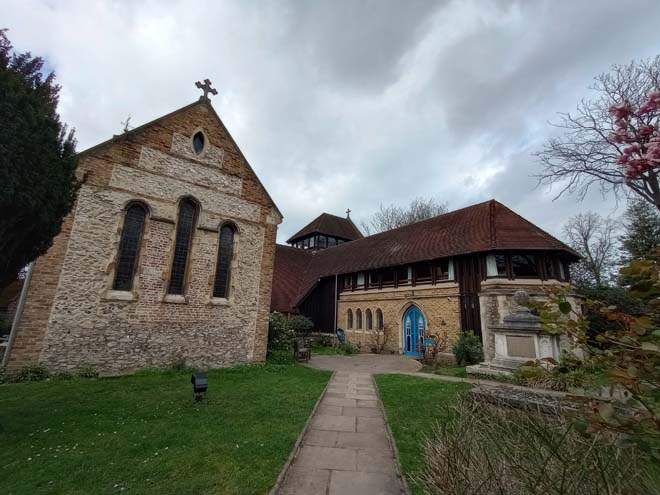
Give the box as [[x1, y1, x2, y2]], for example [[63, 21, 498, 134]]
[[337, 284, 462, 354], [7, 100, 281, 373]]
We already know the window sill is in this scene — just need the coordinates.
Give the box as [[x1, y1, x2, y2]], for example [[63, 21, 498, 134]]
[[104, 290, 136, 302], [209, 297, 231, 306], [163, 294, 187, 304]]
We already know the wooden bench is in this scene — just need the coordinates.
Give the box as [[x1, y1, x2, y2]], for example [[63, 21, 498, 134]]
[[294, 338, 311, 363]]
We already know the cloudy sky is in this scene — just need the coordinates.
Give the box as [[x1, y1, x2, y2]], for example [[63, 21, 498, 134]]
[[4, 0, 660, 242]]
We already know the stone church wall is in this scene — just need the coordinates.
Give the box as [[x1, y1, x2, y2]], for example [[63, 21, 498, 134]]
[[7, 101, 280, 373], [338, 284, 461, 354]]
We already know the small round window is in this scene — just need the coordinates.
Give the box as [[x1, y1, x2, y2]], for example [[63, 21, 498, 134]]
[[192, 131, 205, 155]]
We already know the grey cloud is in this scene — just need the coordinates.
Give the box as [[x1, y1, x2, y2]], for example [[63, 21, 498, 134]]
[[3, 0, 659, 243]]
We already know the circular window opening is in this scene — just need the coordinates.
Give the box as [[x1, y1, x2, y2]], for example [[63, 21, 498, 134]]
[[192, 131, 205, 155]]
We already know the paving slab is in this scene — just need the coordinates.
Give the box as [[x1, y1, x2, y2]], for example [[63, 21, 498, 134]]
[[342, 406, 382, 418], [321, 397, 357, 407], [276, 368, 406, 494], [357, 416, 387, 434], [329, 471, 402, 495], [316, 404, 343, 416], [335, 431, 391, 451], [279, 467, 330, 495], [311, 414, 356, 432], [295, 445, 357, 471]]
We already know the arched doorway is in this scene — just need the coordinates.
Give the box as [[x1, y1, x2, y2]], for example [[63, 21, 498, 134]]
[[403, 306, 426, 357]]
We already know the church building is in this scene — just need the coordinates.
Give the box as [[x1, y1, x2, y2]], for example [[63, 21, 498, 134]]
[[3, 81, 579, 374], [5, 85, 282, 373], [271, 202, 579, 361]]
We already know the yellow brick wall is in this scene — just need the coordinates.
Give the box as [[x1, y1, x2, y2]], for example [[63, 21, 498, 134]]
[[337, 283, 462, 354]]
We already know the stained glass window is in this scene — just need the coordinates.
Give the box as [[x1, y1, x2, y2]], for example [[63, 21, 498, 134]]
[[113, 203, 147, 291], [168, 199, 197, 295], [213, 224, 235, 298]]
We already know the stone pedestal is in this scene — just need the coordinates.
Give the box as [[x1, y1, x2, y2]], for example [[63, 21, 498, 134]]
[[468, 290, 560, 377]]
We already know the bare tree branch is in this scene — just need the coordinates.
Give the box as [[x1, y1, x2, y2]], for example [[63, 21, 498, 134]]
[[536, 56, 660, 210], [361, 196, 448, 235]]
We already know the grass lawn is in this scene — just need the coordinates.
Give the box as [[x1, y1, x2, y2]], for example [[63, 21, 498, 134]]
[[426, 366, 467, 378], [374, 374, 470, 494], [311, 344, 345, 355], [0, 364, 331, 495]]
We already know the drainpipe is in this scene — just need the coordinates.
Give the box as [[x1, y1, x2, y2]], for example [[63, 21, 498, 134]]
[[2, 262, 34, 368], [333, 274, 338, 344]]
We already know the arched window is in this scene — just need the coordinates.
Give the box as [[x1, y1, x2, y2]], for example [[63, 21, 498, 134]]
[[213, 224, 236, 298], [113, 203, 147, 291], [376, 309, 384, 330], [347, 309, 353, 329], [356, 309, 363, 330], [366, 309, 373, 330], [168, 198, 198, 295]]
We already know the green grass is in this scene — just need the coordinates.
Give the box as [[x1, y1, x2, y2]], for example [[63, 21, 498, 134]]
[[431, 366, 467, 378], [311, 344, 345, 355], [0, 364, 331, 495], [374, 374, 470, 494]]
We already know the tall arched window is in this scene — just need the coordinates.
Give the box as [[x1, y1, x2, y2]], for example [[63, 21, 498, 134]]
[[113, 203, 147, 291], [168, 198, 198, 295], [376, 309, 384, 330], [366, 309, 373, 330], [347, 309, 353, 329], [213, 224, 236, 298], [356, 309, 363, 330]]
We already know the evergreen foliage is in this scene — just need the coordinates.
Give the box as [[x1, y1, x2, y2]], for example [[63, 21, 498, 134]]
[[620, 198, 660, 261], [0, 29, 78, 289]]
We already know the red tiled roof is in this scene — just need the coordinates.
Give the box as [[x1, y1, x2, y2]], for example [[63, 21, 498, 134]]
[[270, 245, 314, 313], [286, 213, 363, 244], [271, 200, 578, 312]]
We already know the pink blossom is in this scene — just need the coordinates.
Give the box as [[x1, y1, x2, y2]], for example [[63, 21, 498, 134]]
[[639, 124, 656, 137], [609, 101, 633, 120], [638, 91, 660, 115]]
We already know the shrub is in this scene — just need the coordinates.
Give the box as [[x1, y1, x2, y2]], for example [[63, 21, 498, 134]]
[[268, 312, 295, 351], [13, 364, 49, 382], [289, 315, 314, 336], [75, 366, 99, 379], [266, 350, 296, 365], [51, 370, 73, 381], [340, 342, 359, 355], [419, 395, 656, 495], [452, 331, 483, 366]]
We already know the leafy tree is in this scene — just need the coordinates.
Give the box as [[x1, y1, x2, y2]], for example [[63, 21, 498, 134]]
[[536, 56, 660, 210], [620, 198, 660, 261], [0, 29, 78, 289], [361, 196, 448, 235], [538, 259, 660, 460], [562, 212, 619, 287]]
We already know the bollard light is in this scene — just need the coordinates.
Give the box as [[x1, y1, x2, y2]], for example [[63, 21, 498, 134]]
[[191, 372, 208, 402]]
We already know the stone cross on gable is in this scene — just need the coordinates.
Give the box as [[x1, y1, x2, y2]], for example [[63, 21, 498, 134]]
[[195, 79, 218, 100], [346, 208, 351, 218]]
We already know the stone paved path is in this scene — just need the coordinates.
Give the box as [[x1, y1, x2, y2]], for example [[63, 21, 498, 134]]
[[277, 371, 406, 495]]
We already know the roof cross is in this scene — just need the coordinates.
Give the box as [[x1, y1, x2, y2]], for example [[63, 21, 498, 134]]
[[195, 79, 218, 100], [346, 208, 351, 218]]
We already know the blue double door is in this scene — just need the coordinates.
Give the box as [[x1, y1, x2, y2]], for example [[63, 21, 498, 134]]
[[403, 306, 426, 357]]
